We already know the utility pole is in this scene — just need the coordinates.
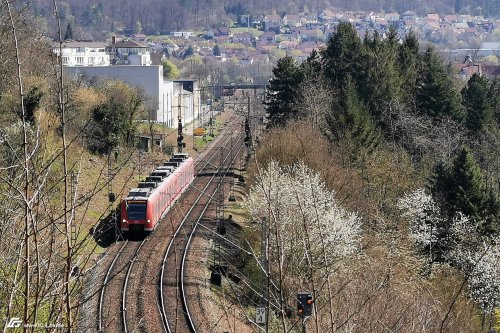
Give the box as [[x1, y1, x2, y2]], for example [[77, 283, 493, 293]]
[[177, 94, 184, 153], [261, 217, 268, 330]]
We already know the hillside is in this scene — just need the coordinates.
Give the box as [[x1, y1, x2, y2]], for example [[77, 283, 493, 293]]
[[235, 22, 500, 331], [30, 0, 500, 38]]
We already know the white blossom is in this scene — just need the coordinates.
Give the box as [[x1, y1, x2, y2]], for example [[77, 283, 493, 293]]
[[245, 161, 362, 264], [397, 188, 442, 248], [453, 241, 500, 312], [398, 190, 500, 313]]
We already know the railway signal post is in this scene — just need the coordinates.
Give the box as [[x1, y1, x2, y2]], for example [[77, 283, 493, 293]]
[[297, 292, 314, 333]]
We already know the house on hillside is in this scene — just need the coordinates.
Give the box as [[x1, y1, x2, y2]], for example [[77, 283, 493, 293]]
[[278, 41, 298, 50], [420, 21, 440, 34], [170, 31, 194, 39], [444, 14, 458, 23], [131, 34, 148, 42], [385, 12, 400, 22], [108, 38, 151, 65], [52, 41, 109, 66], [482, 64, 500, 77], [259, 31, 277, 42], [232, 32, 254, 44], [401, 11, 417, 22], [426, 13, 440, 22], [302, 14, 319, 24], [454, 61, 482, 79], [263, 15, 282, 31], [283, 14, 302, 27], [318, 9, 336, 23]]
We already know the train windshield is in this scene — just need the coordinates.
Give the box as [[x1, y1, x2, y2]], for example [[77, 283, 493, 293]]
[[126, 201, 147, 220]]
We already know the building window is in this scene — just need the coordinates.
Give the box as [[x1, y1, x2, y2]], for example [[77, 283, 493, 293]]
[[62, 57, 68, 65], [76, 57, 84, 65]]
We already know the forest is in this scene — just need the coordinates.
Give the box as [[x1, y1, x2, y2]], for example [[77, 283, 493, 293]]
[[240, 21, 500, 331], [27, 0, 500, 39]]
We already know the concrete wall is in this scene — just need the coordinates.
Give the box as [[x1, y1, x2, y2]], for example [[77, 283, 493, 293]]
[[65, 66, 201, 128], [66, 65, 164, 122]]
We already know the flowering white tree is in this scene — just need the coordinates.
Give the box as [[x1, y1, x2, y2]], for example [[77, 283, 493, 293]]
[[399, 189, 500, 326], [397, 188, 442, 249], [245, 160, 362, 331], [246, 160, 362, 265]]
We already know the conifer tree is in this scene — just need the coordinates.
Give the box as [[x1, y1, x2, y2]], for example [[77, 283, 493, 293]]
[[265, 55, 303, 126], [360, 30, 401, 121], [416, 46, 464, 121], [462, 73, 493, 132], [326, 76, 381, 160], [300, 49, 322, 79], [448, 146, 487, 220], [433, 146, 488, 222], [398, 31, 420, 107], [321, 22, 363, 88], [213, 44, 221, 56], [488, 77, 500, 126], [64, 22, 73, 40], [482, 189, 500, 232]]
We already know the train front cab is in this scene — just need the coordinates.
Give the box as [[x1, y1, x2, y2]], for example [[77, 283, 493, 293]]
[[121, 154, 194, 234], [121, 188, 150, 233]]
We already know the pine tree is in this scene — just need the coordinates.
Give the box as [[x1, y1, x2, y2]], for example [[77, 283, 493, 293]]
[[182, 45, 194, 59], [360, 29, 401, 121], [416, 46, 464, 121], [213, 44, 221, 56], [433, 146, 487, 221], [64, 22, 73, 40], [462, 73, 493, 132], [326, 76, 381, 160], [450, 146, 488, 220], [431, 146, 500, 233], [265, 56, 303, 126], [300, 49, 322, 79], [321, 22, 363, 88], [482, 189, 500, 233], [398, 31, 420, 107], [488, 77, 500, 126]]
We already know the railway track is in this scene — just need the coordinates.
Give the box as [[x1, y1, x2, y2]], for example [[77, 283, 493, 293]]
[[97, 238, 147, 332], [96, 114, 245, 332], [160, 129, 244, 332]]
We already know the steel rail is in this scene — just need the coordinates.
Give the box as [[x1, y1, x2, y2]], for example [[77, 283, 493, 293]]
[[158, 122, 242, 333], [180, 134, 245, 332], [97, 240, 128, 332], [122, 239, 148, 333]]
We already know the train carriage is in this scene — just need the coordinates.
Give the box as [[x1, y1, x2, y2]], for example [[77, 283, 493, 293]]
[[120, 153, 194, 233]]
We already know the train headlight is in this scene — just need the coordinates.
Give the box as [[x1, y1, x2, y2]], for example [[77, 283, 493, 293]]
[[147, 219, 151, 224], [122, 219, 127, 224]]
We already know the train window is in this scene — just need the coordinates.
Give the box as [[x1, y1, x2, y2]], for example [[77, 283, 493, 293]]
[[127, 202, 147, 220]]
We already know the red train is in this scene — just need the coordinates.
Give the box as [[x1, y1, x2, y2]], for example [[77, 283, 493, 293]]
[[120, 153, 195, 232]]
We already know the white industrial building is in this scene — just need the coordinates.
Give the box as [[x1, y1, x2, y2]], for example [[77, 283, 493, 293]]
[[64, 66, 201, 128], [56, 38, 201, 128]]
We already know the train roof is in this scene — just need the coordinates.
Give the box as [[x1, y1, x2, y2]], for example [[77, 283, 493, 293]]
[[125, 154, 190, 199], [126, 187, 150, 200], [173, 153, 189, 160]]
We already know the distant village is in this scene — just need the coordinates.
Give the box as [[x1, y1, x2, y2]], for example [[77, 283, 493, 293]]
[[52, 8, 500, 128]]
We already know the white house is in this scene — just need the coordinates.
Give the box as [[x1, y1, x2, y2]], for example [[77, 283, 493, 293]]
[[108, 38, 151, 66], [52, 41, 110, 66], [170, 31, 194, 39]]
